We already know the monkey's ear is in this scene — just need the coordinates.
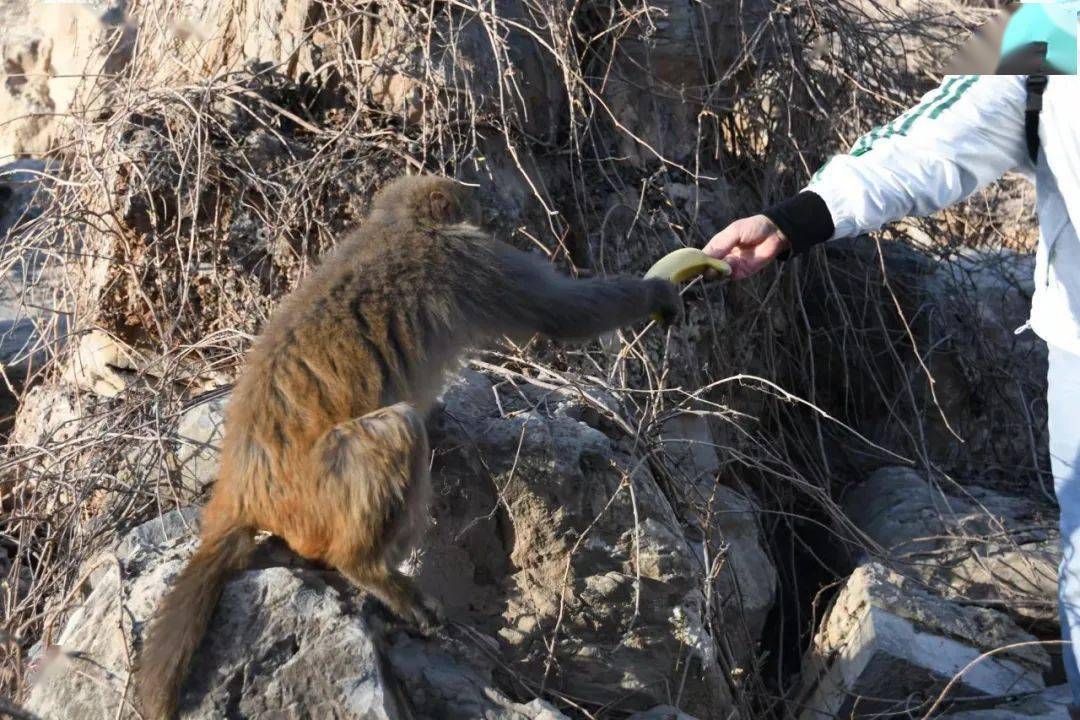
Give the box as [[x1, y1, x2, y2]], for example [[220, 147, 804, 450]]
[[427, 189, 460, 225]]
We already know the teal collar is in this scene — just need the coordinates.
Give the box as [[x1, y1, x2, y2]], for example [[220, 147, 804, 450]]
[[1001, 2, 1078, 74]]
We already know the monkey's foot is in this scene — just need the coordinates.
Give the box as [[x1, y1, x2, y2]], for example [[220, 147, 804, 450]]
[[404, 595, 444, 635], [361, 593, 444, 636]]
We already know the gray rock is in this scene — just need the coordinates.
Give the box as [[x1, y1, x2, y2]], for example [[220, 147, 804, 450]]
[[9, 381, 99, 440], [0, 160, 46, 239], [23, 369, 760, 718], [174, 394, 228, 493], [357, 0, 569, 141], [845, 466, 1045, 555], [627, 706, 701, 720], [421, 369, 737, 717], [797, 563, 1049, 720], [599, 0, 771, 167], [944, 684, 1072, 719], [807, 242, 1047, 483], [24, 508, 570, 720], [661, 414, 720, 487], [0, 5, 133, 157], [661, 413, 777, 649], [924, 250, 1048, 478], [0, 160, 64, 408], [844, 467, 1059, 627]]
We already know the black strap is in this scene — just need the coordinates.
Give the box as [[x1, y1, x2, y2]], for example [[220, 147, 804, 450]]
[[1026, 73, 1047, 165]]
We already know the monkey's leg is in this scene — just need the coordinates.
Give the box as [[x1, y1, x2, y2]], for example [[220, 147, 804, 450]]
[[312, 402, 439, 632], [340, 562, 440, 632]]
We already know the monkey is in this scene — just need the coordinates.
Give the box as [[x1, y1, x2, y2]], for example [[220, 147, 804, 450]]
[[132, 174, 681, 719]]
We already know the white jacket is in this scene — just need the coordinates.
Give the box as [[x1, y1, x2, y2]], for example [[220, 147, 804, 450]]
[[784, 74, 1080, 356]]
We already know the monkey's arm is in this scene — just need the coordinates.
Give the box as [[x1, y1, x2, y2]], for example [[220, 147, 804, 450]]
[[473, 244, 680, 341]]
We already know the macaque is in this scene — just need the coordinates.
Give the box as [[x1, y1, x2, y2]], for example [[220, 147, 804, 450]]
[[134, 175, 680, 718]]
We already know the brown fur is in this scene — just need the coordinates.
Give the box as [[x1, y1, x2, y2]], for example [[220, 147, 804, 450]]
[[132, 175, 680, 719]]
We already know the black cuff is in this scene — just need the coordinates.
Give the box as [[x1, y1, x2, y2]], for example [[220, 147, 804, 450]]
[[762, 191, 835, 260]]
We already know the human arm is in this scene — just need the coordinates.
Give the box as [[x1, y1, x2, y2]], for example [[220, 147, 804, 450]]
[[706, 74, 1030, 275]]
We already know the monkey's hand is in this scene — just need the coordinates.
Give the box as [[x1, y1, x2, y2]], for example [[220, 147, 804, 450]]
[[647, 278, 682, 327]]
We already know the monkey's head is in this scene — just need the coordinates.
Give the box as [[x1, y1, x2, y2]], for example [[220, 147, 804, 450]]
[[369, 175, 482, 229]]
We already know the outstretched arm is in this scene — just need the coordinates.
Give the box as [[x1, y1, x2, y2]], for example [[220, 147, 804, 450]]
[[469, 243, 680, 341], [707, 74, 1030, 276]]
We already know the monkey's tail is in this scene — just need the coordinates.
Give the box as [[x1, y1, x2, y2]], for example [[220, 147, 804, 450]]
[[134, 523, 256, 720]]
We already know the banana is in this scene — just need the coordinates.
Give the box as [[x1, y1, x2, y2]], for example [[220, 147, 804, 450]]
[[644, 247, 731, 284], [644, 248, 731, 322]]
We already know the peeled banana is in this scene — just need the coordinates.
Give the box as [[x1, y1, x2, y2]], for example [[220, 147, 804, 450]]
[[644, 248, 731, 322]]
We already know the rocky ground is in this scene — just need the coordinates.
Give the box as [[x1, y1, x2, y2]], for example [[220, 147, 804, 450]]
[[0, 1, 1069, 719]]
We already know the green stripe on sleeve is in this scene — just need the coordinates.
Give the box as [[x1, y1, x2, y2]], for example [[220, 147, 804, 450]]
[[927, 75, 978, 118], [848, 75, 975, 157], [812, 75, 981, 183]]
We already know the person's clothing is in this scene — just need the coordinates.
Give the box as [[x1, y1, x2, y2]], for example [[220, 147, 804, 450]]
[[764, 74, 1080, 358], [760, 73, 1080, 703], [1051, 345, 1080, 702]]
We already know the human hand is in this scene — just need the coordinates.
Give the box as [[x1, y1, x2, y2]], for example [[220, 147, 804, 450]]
[[703, 215, 789, 280]]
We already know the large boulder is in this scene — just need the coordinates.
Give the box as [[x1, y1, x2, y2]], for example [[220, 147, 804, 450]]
[[23, 508, 570, 720], [0, 2, 133, 157], [1, 160, 65, 424], [802, 241, 1047, 484], [354, 0, 570, 141], [844, 466, 1059, 630], [923, 249, 1047, 480], [660, 414, 776, 652], [595, 0, 770, 167], [943, 683, 1072, 720], [22, 369, 775, 717], [797, 563, 1050, 720], [172, 393, 228, 493], [418, 369, 750, 716]]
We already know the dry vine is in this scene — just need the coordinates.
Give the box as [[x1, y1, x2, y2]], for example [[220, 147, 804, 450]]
[[0, 1, 1050, 717]]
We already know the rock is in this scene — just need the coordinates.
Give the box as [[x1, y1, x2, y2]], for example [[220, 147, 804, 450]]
[[797, 563, 1050, 720], [945, 541, 1058, 628], [0, 547, 32, 609], [60, 330, 148, 398], [57, 329, 223, 399], [0, 2, 134, 157], [420, 369, 738, 716], [599, 0, 769, 166], [944, 683, 1072, 719], [661, 413, 776, 650], [627, 706, 701, 720], [3, 383, 96, 506], [24, 508, 572, 720], [8, 383, 98, 452], [1, 160, 65, 420], [22, 369, 769, 718], [820, 0, 973, 81], [5, 380, 224, 511], [661, 414, 720, 487], [0, 316, 38, 417], [0, 159, 47, 238], [844, 466, 1059, 628], [696, 484, 776, 653], [173, 394, 228, 493], [924, 250, 1048, 478], [804, 242, 1047, 484], [844, 466, 1045, 556], [357, 1, 569, 140]]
